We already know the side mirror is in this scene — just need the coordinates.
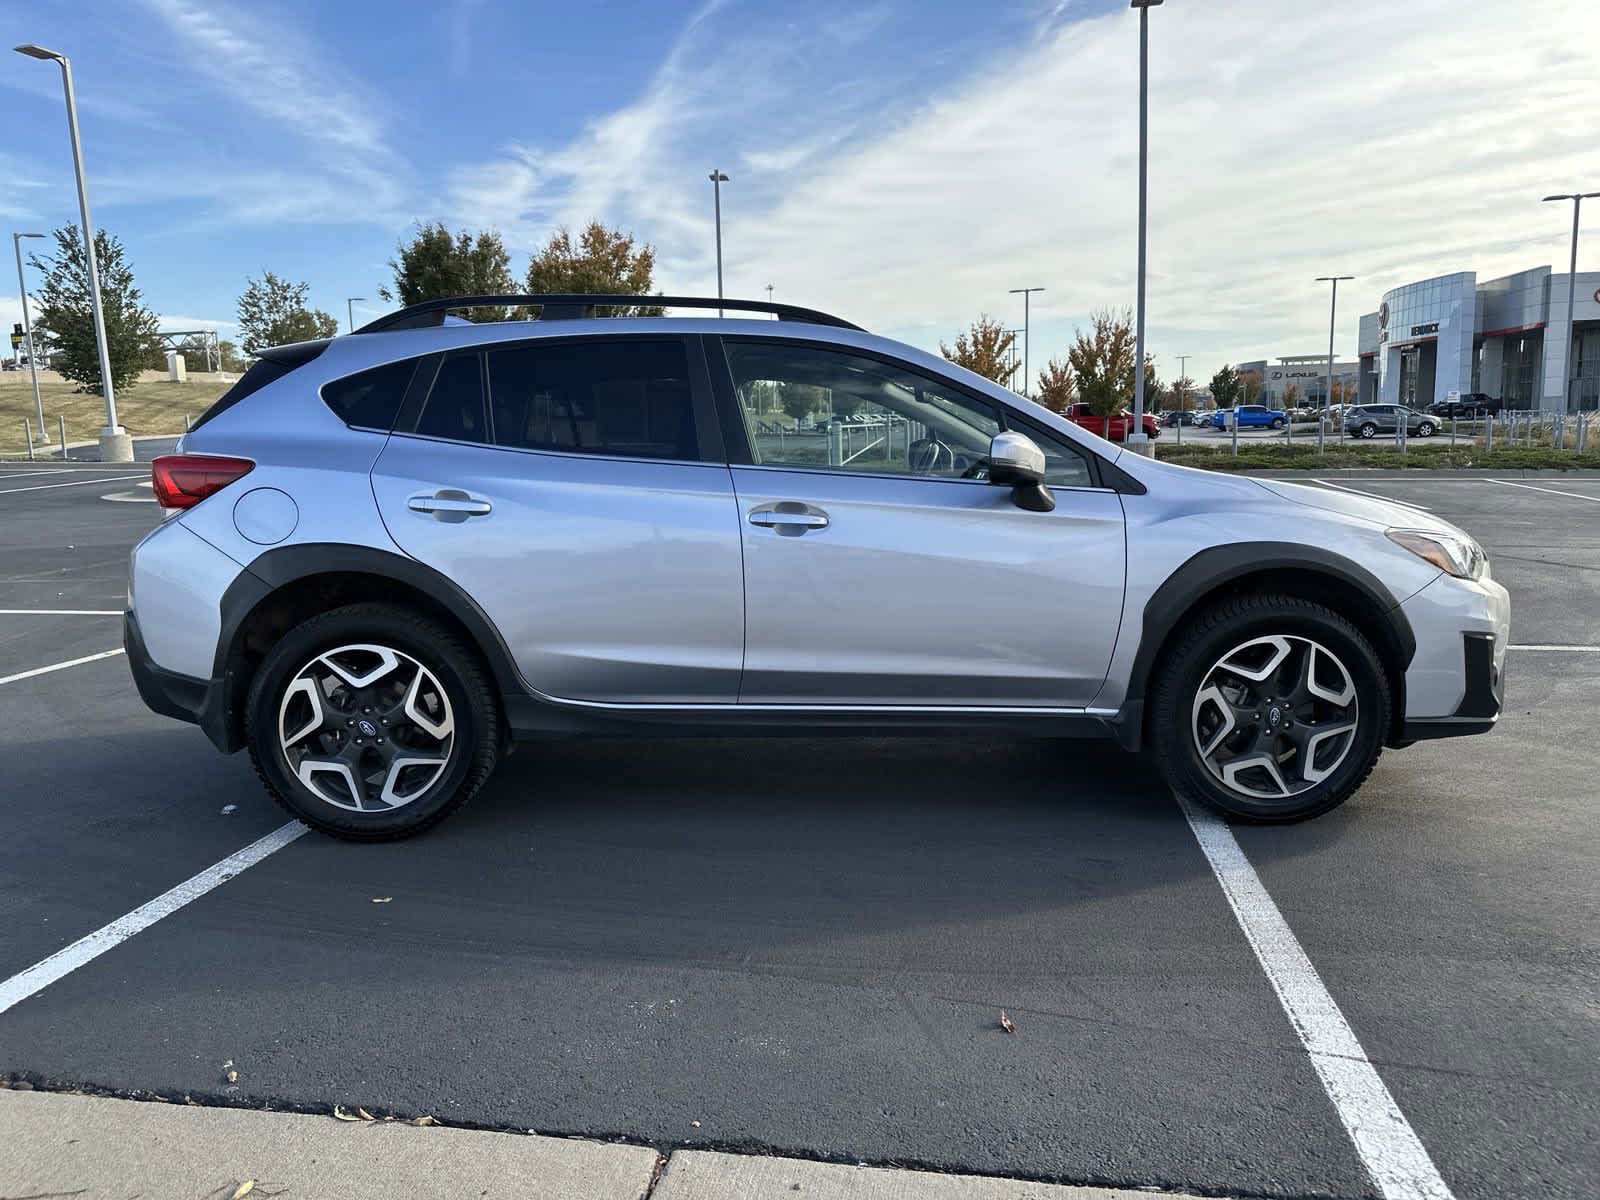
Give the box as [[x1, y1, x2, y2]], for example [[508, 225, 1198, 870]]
[[986, 431, 1055, 512]]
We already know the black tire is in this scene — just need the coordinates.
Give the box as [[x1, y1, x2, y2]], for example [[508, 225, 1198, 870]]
[[1358, 422, 1377, 439], [245, 603, 500, 840], [1270, 417, 1285, 429], [1149, 592, 1390, 822], [1417, 422, 1436, 438]]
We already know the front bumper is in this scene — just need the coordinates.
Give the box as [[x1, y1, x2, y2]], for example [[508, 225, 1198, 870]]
[[1399, 631, 1504, 741], [1395, 572, 1510, 743], [124, 609, 237, 752]]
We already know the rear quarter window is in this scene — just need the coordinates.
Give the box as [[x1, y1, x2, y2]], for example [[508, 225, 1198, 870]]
[[320, 358, 420, 431]]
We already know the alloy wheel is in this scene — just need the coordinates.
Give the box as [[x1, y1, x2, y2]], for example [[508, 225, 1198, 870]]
[[1191, 634, 1359, 802], [278, 643, 455, 812]]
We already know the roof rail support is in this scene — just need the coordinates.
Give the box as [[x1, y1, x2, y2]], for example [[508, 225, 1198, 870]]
[[354, 293, 863, 334]]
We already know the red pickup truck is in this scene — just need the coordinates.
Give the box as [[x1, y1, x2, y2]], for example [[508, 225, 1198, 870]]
[[1061, 403, 1161, 442]]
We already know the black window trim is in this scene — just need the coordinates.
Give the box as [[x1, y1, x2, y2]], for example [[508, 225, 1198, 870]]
[[389, 333, 724, 467], [705, 332, 1117, 492], [316, 355, 425, 434]]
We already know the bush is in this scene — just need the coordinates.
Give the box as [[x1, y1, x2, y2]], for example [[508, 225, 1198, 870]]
[[1153, 442, 1600, 472]]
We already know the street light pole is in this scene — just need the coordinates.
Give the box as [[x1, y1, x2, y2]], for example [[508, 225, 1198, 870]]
[[1126, 0, 1163, 457], [1008, 288, 1044, 397], [16, 43, 130, 462], [1175, 353, 1189, 444], [1316, 275, 1354, 455], [1543, 192, 1598, 422], [12, 231, 46, 447], [709, 170, 730, 317], [346, 297, 365, 334]]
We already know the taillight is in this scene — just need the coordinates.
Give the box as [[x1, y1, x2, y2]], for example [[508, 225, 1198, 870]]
[[150, 454, 255, 509]]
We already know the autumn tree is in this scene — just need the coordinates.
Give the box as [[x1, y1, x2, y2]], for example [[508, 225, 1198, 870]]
[[1035, 357, 1076, 413], [1282, 382, 1301, 408], [237, 272, 338, 355], [1210, 364, 1242, 409], [525, 222, 664, 316], [1169, 375, 1198, 412], [381, 223, 515, 321], [29, 224, 159, 396], [1067, 307, 1157, 417], [940, 315, 1016, 384]]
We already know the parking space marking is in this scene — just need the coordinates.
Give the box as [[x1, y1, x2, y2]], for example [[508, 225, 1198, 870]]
[[1509, 643, 1600, 652], [1179, 796, 1455, 1200], [1310, 479, 1432, 510], [0, 823, 307, 1017], [1486, 479, 1600, 503], [0, 649, 125, 687], [0, 474, 148, 496], [0, 609, 123, 616]]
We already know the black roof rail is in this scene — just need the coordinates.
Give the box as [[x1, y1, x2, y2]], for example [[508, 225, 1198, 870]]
[[354, 293, 864, 334]]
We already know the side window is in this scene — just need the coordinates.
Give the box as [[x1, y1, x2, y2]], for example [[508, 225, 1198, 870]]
[[1006, 418, 1095, 488], [723, 340, 1000, 478], [320, 358, 417, 431], [415, 353, 487, 442], [487, 339, 696, 460]]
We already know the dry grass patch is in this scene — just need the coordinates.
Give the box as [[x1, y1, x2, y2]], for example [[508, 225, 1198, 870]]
[[0, 371, 229, 457]]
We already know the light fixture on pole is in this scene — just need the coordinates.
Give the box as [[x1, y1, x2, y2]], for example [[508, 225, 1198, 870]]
[[346, 297, 365, 334], [765, 283, 774, 303], [1008, 288, 1044, 397], [1543, 192, 1598, 424], [16, 42, 131, 462], [709, 170, 730, 317], [12, 231, 46, 447], [1126, 0, 1163, 456], [1316, 275, 1354, 454]]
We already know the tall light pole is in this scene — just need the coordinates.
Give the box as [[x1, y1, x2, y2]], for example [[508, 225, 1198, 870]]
[[1006, 328, 1025, 392], [1316, 275, 1354, 453], [1126, 0, 1163, 456], [1008, 288, 1044, 397], [346, 297, 365, 333], [16, 43, 130, 462], [709, 170, 730, 316], [765, 283, 774, 303], [1543, 192, 1598, 418], [12, 231, 46, 446]]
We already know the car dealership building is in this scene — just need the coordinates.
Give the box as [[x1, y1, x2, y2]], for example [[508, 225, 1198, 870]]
[[1355, 266, 1600, 412], [1237, 357, 1360, 407]]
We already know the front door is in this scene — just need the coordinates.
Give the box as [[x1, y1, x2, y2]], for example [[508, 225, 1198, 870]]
[[714, 337, 1126, 707], [370, 336, 744, 704]]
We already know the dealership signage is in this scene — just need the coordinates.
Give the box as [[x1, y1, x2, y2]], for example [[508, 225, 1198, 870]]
[[1409, 322, 1440, 337], [1271, 369, 1324, 379]]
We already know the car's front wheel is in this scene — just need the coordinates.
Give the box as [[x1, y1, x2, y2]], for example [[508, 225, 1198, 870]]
[[1417, 421, 1436, 437], [1358, 422, 1377, 439], [1150, 593, 1389, 822], [245, 604, 500, 840], [1270, 417, 1285, 429]]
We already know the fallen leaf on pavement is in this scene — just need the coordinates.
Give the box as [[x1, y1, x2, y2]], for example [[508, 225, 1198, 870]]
[[229, 1181, 256, 1199], [332, 1105, 363, 1121], [225, 1069, 238, 1084], [356, 1107, 376, 1121], [371, 897, 392, 904], [409, 1115, 438, 1126], [999, 1010, 1016, 1035]]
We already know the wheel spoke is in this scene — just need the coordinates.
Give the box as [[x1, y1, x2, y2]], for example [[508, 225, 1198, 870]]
[[296, 755, 368, 811]]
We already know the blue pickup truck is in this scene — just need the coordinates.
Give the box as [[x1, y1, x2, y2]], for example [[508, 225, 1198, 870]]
[[1212, 404, 1287, 430]]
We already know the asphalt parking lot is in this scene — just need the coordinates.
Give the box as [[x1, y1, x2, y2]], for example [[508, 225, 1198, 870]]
[[0, 464, 1596, 1200]]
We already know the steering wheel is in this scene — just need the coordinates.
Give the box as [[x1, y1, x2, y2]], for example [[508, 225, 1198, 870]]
[[908, 437, 953, 474]]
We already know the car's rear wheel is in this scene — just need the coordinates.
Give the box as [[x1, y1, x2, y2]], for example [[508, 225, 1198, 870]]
[[1417, 421, 1436, 437], [1358, 422, 1377, 438], [1151, 593, 1389, 822], [1270, 417, 1285, 429], [245, 604, 499, 840]]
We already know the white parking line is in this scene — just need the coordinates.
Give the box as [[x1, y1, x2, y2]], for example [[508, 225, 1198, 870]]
[[0, 609, 122, 616], [1509, 643, 1600, 652], [1180, 796, 1455, 1200], [0, 823, 308, 1017], [1310, 479, 1432, 511], [0, 649, 125, 686], [0, 473, 148, 496], [1486, 479, 1600, 503]]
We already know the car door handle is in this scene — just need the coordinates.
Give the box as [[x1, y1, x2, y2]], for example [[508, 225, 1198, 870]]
[[748, 502, 829, 534], [407, 489, 493, 520]]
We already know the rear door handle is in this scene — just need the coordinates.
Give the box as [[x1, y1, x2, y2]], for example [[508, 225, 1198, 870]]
[[407, 489, 493, 521], [748, 501, 829, 535]]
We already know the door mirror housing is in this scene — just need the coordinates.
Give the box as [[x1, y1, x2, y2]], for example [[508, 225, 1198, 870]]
[[986, 431, 1055, 512]]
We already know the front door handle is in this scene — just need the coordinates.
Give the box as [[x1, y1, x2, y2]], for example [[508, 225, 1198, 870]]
[[748, 501, 829, 535], [407, 489, 493, 522]]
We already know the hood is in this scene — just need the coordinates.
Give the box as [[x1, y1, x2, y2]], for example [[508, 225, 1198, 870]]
[[1249, 478, 1460, 536]]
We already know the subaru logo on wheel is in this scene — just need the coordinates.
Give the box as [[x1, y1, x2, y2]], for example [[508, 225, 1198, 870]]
[[357, 719, 377, 737], [1269, 706, 1282, 728]]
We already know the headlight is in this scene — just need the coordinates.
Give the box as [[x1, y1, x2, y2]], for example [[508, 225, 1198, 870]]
[[1387, 529, 1486, 580]]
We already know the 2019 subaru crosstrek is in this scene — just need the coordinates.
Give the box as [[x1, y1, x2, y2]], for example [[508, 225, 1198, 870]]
[[125, 294, 1509, 840]]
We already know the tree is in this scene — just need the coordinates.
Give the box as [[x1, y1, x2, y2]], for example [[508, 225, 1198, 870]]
[[525, 222, 664, 316], [236, 272, 338, 355], [1282, 382, 1301, 408], [216, 339, 247, 372], [382, 223, 516, 321], [1210, 364, 1241, 409], [940, 314, 1015, 384], [1035, 357, 1076, 413], [1169, 375, 1198, 412], [779, 382, 827, 421], [29, 224, 159, 396], [1067, 307, 1156, 417]]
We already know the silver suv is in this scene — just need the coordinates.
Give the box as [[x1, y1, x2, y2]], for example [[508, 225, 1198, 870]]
[[125, 294, 1509, 840]]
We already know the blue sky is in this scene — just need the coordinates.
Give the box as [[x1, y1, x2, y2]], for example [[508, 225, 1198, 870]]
[[2, 0, 1595, 382]]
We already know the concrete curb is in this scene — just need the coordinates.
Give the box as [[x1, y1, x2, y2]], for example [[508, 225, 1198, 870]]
[[0, 1089, 1226, 1200]]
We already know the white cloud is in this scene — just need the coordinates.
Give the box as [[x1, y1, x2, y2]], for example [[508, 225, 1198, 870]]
[[437, 0, 1599, 378]]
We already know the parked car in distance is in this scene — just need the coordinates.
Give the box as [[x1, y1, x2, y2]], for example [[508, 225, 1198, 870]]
[[1430, 393, 1501, 419], [1161, 410, 1196, 428], [1190, 409, 1213, 427], [1344, 404, 1439, 439], [1212, 404, 1288, 430], [1062, 402, 1161, 442], [125, 291, 1508, 840]]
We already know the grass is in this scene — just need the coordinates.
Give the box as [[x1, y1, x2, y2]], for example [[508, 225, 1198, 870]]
[[1153, 441, 1600, 472], [0, 372, 229, 458]]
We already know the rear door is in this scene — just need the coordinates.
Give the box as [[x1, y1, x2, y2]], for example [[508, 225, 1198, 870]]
[[370, 335, 745, 703], [710, 336, 1125, 707]]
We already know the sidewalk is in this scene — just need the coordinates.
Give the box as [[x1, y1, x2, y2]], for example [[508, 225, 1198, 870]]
[[1, 1088, 1216, 1200]]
